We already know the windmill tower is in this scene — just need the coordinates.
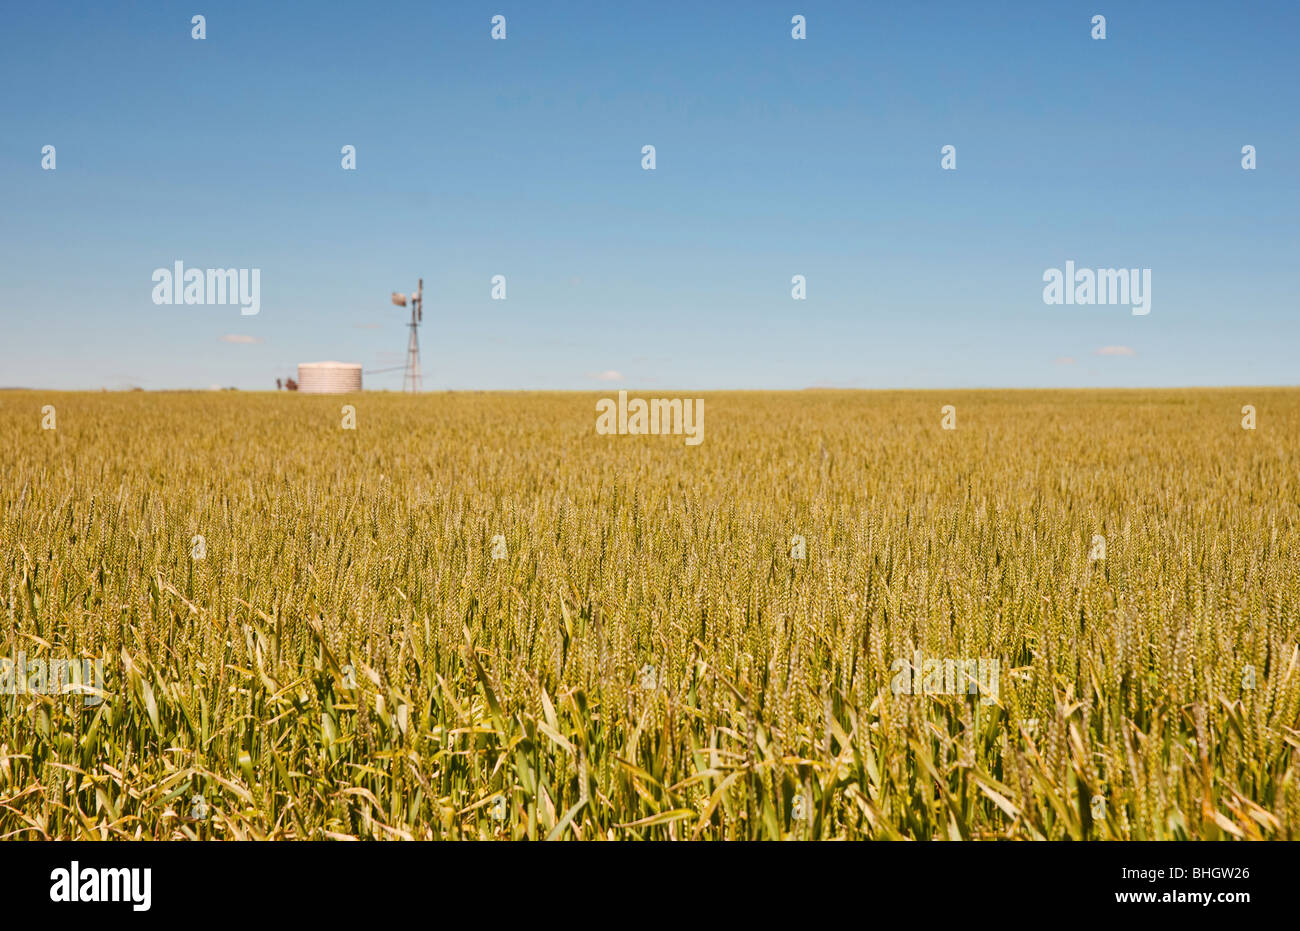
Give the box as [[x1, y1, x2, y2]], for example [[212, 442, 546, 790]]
[[390, 278, 423, 392]]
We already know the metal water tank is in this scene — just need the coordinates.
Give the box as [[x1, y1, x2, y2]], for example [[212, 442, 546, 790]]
[[297, 361, 362, 393]]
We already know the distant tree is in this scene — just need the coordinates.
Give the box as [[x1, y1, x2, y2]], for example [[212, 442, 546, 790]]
[[276, 378, 282, 390], [285, 378, 298, 391]]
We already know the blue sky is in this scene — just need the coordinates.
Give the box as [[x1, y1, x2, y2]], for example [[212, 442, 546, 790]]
[[2, 1, 1297, 390]]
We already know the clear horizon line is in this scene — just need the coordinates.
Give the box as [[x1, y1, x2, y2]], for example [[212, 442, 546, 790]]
[[3, 385, 1298, 394]]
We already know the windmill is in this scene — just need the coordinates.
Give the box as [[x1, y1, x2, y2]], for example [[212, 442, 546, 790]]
[[390, 278, 423, 392]]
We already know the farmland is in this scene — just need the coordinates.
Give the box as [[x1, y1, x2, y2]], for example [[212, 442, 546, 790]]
[[1, 389, 1298, 839]]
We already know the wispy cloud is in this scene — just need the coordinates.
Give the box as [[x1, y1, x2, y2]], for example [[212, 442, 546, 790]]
[[1094, 346, 1135, 357], [221, 334, 262, 344], [1054, 356, 1077, 366], [587, 370, 624, 382], [805, 379, 867, 389]]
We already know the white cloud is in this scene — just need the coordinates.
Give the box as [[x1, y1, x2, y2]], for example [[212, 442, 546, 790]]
[[221, 333, 262, 344], [1094, 345, 1136, 356], [588, 370, 624, 382]]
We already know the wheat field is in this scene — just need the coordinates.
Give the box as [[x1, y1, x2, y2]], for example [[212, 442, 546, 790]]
[[1, 389, 1297, 840]]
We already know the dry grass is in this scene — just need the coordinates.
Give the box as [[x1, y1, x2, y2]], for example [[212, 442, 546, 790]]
[[1, 388, 1297, 839]]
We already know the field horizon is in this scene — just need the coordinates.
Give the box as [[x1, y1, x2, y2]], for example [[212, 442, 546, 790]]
[[4, 386, 1299, 394]]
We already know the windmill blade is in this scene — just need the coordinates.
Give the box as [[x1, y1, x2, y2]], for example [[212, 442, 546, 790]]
[[391, 292, 407, 307]]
